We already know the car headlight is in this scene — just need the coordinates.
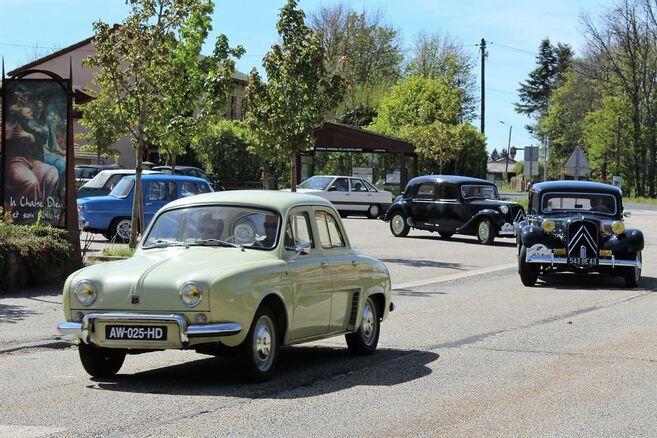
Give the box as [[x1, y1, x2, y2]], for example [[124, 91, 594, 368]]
[[74, 280, 97, 306], [611, 221, 625, 235], [180, 282, 203, 307], [542, 220, 556, 233], [500, 205, 509, 214]]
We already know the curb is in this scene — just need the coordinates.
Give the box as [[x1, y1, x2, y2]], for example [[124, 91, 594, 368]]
[[0, 339, 74, 355]]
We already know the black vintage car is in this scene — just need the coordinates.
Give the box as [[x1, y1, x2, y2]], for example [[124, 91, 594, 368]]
[[384, 175, 525, 244], [517, 181, 643, 287]]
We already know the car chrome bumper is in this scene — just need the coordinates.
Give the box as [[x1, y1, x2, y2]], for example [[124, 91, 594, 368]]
[[525, 255, 641, 269], [57, 312, 241, 345]]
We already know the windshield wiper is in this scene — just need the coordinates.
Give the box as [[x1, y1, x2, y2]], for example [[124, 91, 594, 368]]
[[142, 239, 188, 249], [191, 238, 244, 250]]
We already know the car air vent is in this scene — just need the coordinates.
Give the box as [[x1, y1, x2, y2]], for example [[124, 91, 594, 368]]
[[347, 291, 360, 331], [511, 205, 525, 222]]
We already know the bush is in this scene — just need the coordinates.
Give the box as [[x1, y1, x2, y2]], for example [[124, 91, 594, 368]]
[[0, 221, 81, 293]]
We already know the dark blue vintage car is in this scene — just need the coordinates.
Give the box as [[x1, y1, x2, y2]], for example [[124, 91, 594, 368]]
[[517, 181, 643, 287], [384, 175, 525, 244], [77, 174, 212, 242]]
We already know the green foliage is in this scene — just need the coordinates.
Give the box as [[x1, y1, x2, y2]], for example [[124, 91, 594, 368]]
[[192, 120, 263, 185], [78, 92, 124, 163], [515, 38, 573, 120], [369, 76, 462, 135], [247, 0, 346, 190], [0, 222, 80, 292], [101, 246, 135, 258]]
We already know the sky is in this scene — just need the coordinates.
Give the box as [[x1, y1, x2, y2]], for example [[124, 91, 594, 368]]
[[0, 0, 614, 159]]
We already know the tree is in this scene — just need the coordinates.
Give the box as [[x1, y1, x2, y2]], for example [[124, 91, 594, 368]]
[[405, 31, 477, 121], [490, 148, 500, 161], [77, 92, 123, 164], [84, 0, 240, 247], [192, 120, 262, 187], [247, 0, 345, 191], [515, 38, 574, 132]]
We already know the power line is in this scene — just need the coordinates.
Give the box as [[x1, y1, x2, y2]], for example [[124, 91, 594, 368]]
[[489, 42, 538, 56]]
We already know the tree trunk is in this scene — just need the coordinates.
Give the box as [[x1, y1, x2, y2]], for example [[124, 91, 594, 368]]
[[171, 153, 177, 174], [97, 149, 101, 165], [632, 106, 643, 197], [290, 151, 298, 192], [649, 122, 656, 197], [129, 140, 144, 249]]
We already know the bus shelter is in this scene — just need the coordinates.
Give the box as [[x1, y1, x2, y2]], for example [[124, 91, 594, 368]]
[[298, 122, 417, 194]]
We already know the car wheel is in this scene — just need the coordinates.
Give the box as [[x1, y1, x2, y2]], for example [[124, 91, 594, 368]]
[[78, 343, 126, 378], [389, 212, 410, 237], [439, 232, 453, 239], [346, 296, 380, 355], [518, 245, 539, 287], [240, 305, 280, 382], [623, 251, 642, 288], [476, 219, 496, 245], [367, 204, 381, 219], [109, 218, 132, 243]]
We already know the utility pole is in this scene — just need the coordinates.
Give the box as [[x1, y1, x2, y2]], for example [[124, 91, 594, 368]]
[[504, 125, 512, 177], [480, 38, 487, 134], [543, 137, 549, 182]]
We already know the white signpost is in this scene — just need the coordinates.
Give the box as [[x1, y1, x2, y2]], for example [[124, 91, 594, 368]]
[[524, 146, 540, 176]]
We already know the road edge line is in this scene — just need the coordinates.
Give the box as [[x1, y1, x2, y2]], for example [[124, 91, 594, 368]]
[[393, 262, 516, 290]]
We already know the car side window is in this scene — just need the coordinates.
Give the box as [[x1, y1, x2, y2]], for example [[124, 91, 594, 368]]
[[415, 183, 435, 199], [363, 180, 378, 192], [146, 181, 177, 201], [105, 174, 124, 190], [438, 184, 459, 200], [332, 178, 349, 192], [350, 178, 368, 192], [284, 212, 314, 250], [315, 210, 346, 248]]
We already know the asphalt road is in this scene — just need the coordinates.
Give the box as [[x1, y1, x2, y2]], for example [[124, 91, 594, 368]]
[[1, 211, 657, 437]]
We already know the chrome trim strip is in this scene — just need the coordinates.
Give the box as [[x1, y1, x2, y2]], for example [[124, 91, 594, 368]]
[[187, 323, 242, 338], [526, 256, 641, 268]]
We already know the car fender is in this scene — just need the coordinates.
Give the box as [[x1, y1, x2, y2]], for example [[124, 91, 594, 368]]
[[602, 229, 645, 254], [383, 202, 411, 222], [459, 209, 506, 231], [519, 224, 545, 248]]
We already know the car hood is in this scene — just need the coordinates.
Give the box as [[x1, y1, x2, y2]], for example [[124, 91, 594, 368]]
[[280, 188, 325, 194], [68, 247, 281, 311], [77, 195, 118, 207]]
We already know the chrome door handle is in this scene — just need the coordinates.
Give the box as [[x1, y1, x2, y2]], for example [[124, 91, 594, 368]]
[[320, 262, 329, 269]]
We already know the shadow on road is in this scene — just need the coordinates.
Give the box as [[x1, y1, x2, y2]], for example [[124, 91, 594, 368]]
[[537, 273, 657, 291], [405, 234, 516, 247], [0, 303, 38, 324], [380, 258, 464, 270], [91, 346, 438, 398]]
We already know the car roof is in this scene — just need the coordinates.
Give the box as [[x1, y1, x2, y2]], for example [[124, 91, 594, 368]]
[[531, 180, 622, 195], [152, 165, 204, 171], [125, 174, 207, 183], [407, 175, 495, 186], [162, 190, 334, 214]]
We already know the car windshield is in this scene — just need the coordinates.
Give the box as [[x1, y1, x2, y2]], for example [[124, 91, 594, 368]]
[[542, 192, 617, 215], [461, 184, 499, 199], [143, 206, 281, 250], [298, 176, 334, 190], [109, 178, 134, 198]]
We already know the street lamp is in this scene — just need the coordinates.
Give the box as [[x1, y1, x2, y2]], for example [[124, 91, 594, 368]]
[[500, 121, 513, 182]]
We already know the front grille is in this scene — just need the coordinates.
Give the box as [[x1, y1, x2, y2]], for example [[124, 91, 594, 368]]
[[567, 220, 599, 268]]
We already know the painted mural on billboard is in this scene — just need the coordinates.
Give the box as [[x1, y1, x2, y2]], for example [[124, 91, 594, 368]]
[[2, 80, 68, 226]]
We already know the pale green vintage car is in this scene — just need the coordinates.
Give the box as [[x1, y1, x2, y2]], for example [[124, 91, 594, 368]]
[[58, 191, 393, 381]]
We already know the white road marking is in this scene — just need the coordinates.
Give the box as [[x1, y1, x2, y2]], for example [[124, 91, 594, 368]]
[[393, 262, 516, 290], [0, 425, 65, 437]]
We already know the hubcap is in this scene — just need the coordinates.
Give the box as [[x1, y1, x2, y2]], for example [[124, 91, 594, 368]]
[[478, 222, 490, 241], [253, 315, 275, 371], [369, 205, 380, 217], [392, 215, 405, 234], [117, 220, 131, 240], [361, 302, 377, 346]]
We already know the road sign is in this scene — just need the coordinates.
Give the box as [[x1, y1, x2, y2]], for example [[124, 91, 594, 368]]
[[524, 146, 539, 162], [563, 146, 590, 179], [524, 160, 539, 176]]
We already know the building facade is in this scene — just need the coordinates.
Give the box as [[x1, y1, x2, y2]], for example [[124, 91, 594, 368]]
[[5, 37, 248, 168]]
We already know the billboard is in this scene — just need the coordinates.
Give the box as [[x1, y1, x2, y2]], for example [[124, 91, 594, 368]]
[[2, 79, 69, 226]]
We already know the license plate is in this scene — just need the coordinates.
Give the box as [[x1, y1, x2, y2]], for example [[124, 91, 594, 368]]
[[568, 257, 598, 267], [105, 325, 167, 341], [500, 223, 514, 234]]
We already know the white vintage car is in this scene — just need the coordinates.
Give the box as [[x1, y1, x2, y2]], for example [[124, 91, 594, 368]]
[[285, 175, 393, 219]]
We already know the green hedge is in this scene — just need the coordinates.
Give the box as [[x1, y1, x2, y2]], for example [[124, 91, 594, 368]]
[[0, 221, 81, 293]]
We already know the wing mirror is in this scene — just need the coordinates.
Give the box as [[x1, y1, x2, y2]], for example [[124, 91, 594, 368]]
[[623, 211, 632, 218], [327, 185, 337, 192]]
